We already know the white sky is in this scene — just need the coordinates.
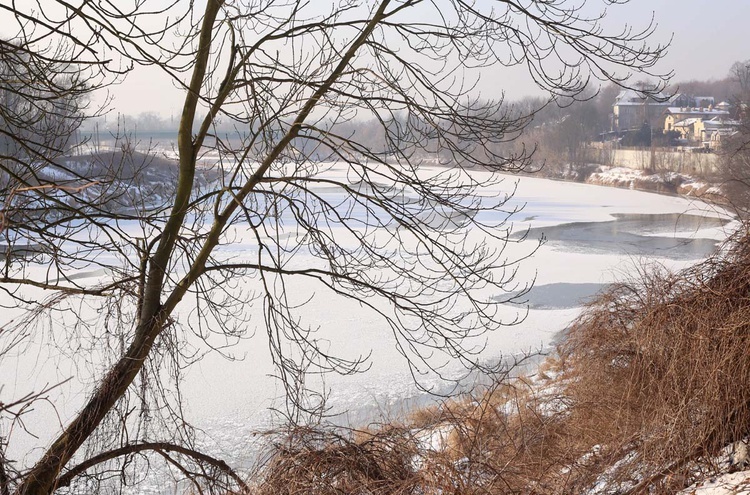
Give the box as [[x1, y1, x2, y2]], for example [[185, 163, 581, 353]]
[[96, 0, 750, 117]]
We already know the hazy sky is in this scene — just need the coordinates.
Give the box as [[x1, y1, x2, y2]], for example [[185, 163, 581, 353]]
[[98, 0, 750, 117], [642, 1, 750, 83]]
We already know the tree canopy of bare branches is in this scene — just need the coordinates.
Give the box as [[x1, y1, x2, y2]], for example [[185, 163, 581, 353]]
[[0, 1, 669, 493], [713, 59, 750, 215]]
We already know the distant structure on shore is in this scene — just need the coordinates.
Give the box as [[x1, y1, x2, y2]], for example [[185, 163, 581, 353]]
[[611, 90, 739, 150]]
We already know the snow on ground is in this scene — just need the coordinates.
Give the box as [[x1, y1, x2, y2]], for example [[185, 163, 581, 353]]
[[680, 471, 750, 495], [587, 165, 727, 204]]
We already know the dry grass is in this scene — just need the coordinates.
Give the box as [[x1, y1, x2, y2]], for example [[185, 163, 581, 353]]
[[562, 229, 750, 493], [249, 425, 424, 495], [245, 230, 750, 494]]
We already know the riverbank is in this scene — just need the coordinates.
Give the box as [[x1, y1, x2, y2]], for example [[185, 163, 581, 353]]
[[585, 165, 723, 199], [250, 229, 750, 495], [519, 162, 735, 216]]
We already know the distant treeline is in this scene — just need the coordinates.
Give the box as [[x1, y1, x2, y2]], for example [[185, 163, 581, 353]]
[[76, 64, 747, 170]]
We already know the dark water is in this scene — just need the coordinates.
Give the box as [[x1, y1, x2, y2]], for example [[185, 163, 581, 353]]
[[505, 213, 732, 310], [497, 282, 609, 310], [520, 213, 730, 260]]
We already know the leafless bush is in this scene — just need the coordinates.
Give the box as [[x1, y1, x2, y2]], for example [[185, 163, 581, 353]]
[[562, 229, 750, 493], [250, 364, 589, 495], [250, 425, 423, 495]]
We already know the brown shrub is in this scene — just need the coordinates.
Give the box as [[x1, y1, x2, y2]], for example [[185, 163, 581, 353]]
[[250, 425, 426, 495], [248, 373, 586, 495], [561, 229, 750, 493]]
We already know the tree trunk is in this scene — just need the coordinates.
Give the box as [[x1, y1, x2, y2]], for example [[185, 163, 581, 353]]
[[13, 2, 224, 493]]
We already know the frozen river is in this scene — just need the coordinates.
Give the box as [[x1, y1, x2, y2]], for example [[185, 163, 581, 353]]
[[0, 171, 736, 487], [157, 174, 736, 476]]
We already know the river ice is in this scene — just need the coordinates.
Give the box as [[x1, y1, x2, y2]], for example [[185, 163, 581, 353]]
[[0, 169, 737, 491]]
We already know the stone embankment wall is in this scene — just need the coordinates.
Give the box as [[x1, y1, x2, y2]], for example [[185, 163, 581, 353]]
[[585, 144, 719, 176]]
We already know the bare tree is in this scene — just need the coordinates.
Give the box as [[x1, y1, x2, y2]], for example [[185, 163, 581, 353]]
[[714, 61, 750, 215], [0, 1, 669, 493], [730, 60, 750, 98]]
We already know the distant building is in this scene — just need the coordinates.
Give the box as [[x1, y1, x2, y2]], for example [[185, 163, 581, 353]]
[[694, 96, 715, 108], [612, 89, 675, 132], [698, 117, 740, 149], [672, 117, 702, 141], [665, 105, 739, 149], [663, 107, 731, 134], [612, 92, 739, 150]]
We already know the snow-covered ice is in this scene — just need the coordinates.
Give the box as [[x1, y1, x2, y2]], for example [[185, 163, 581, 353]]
[[0, 166, 737, 488]]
